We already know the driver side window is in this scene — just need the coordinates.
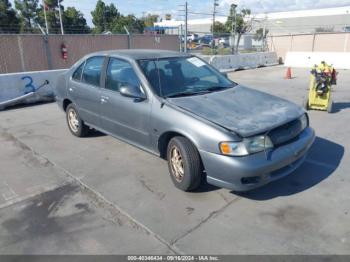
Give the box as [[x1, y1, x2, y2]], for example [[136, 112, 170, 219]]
[[105, 58, 141, 92]]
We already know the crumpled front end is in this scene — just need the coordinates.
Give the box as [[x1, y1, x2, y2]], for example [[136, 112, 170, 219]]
[[200, 127, 315, 192]]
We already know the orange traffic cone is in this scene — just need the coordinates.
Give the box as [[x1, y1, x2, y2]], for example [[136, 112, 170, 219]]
[[285, 67, 292, 79]]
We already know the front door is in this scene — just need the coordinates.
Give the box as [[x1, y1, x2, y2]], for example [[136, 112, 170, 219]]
[[100, 57, 151, 149]]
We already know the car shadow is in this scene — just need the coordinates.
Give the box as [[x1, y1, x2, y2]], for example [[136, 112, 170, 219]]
[[85, 129, 106, 138], [196, 180, 220, 193], [1, 101, 54, 111], [234, 137, 344, 201], [333, 102, 350, 113]]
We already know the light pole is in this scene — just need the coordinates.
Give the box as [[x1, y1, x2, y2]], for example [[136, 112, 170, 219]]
[[212, 0, 219, 50], [231, 3, 237, 54], [57, 0, 64, 35], [184, 1, 188, 53], [262, 13, 267, 51], [42, 0, 49, 34]]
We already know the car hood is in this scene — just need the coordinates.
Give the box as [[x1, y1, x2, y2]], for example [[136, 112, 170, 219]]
[[167, 85, 305, 138]]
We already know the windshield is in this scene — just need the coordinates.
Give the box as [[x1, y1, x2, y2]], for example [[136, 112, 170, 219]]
[[138, 56, 236, 98]]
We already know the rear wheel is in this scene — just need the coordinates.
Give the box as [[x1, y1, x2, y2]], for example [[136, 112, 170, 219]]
[[167, 137, 202, 191], [66, 104, 89, 137]]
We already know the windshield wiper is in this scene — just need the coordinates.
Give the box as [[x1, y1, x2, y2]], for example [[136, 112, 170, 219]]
[[166, 90, 211, 98], [207, 86, 233, 92]]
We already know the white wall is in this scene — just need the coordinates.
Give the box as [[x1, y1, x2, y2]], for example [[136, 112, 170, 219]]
[[285, 52, 350, 69], [198, 52, 279, 71], [0, 69, 67, 109]]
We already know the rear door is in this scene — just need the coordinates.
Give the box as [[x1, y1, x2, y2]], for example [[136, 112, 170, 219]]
[[69, 56, 105, 127], [100, 57, 152, 149]]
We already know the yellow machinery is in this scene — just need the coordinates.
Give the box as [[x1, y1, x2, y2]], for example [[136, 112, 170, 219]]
[[304, 63, 336, 113]]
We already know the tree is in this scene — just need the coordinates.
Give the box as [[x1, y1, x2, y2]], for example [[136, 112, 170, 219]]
[[91, 0, 120, 33], [64, 7, 90, 34], [142, 14, 158, 28], [254, 27, 269, 41], [226, 8, 252, 52], [211, 21, 229, 34], [0, 0, 20, 33], [14, 0, 39, 32], [91, 0, 144, 34], [111, 14, 144, 34]]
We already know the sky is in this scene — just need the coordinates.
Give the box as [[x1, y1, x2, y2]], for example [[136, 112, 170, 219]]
[[10, 0, 350, 26]]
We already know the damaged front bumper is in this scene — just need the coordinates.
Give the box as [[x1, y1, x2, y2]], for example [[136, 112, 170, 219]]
[[199, 127, 316, 192]]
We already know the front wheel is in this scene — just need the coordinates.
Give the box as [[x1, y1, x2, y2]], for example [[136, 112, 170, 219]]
[[66, 104, 89, 137], [167, 137, 203, 191]]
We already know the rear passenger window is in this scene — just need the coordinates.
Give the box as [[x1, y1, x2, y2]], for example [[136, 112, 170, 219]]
[[72, 62, 84, 81], [82, 57, 104, 87]]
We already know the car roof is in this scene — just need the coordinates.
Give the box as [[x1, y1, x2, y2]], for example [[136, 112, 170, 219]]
[[87, 49, 191, 60]]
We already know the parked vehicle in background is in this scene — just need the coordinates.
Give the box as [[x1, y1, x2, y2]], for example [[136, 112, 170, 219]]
[[56, 50, 315, 192], [198, 35, 214, 46], [187, 33, 199, 42], [343, 26, 350, 32], [219, 37, 229, 45]]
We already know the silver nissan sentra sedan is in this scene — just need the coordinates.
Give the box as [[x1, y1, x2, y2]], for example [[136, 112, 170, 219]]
[[55, 49, 315, 192]]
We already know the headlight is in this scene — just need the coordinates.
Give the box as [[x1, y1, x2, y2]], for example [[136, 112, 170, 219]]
[[220, 135, 274, 156], [300, 114, 308, 131]]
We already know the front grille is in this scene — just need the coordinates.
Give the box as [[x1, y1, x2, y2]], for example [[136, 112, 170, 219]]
[[268, 118, 303, 146]]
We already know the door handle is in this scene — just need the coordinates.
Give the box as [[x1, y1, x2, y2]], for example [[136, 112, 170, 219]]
[[68, 87, 74, 92]]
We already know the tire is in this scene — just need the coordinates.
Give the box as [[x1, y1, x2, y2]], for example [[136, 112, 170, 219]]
[[66, 103, 89, 137], [167, 136, 203, 191], [327, 99, 333, 114]]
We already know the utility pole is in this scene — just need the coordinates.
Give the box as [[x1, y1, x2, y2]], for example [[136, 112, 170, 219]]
[[262, 13, 267, 51], [178, 1, 188, 53], [212, 0, 219, 49], [42, 0, 49, 34], [184, 1, 188, 53], [179, 24, 183, 52], [57, 0, 64, 35], [233, 4, 237, 54], [230, 3, 237, 54]]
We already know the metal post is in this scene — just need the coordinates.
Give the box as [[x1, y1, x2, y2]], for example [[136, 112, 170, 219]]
[[262, 13, 267, 51], [263, 26, 266, 51], [184, 1, 188, 53], [124, 26, 131, 49], [43, 34, 52, 70], [212, 0, 218, 50], [58, 0, 64, 35], [230, 4, 237, 54], [43, 0, 49, 34], [233, 8, 237, 53], [179, 24, 183, 52]]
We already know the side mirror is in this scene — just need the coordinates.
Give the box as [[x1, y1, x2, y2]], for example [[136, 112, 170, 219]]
[[119, 85, 146, 101]]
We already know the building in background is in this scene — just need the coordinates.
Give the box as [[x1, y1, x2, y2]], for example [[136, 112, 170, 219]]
[[154, 16, 227, 35], [156, 6, 350, 36], [253, 6, 350, 35]]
